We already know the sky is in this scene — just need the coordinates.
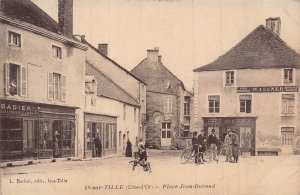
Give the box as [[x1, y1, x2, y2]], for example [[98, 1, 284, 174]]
[[32, 0, 300, 90]]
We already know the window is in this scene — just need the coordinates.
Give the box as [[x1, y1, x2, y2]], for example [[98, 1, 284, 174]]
[[52, 46, 62, 59], [283, 69, 293, 83], [161, 122, 171, 138], [5, 63, 27, 97], [240, 95, 252, 113], [183, 126, 190, 137], [208, 95, 220, 113], [281, 94, 295, 114], [184, 102, 190, 116], [48, 72, 66, 101], [281, 127, 294, 146], [8, 31, 21, 47], [225, 71, 235, 86], [123, 104, 126, 120], [134, 108, 137, 122], [164, 97, 173, 113]]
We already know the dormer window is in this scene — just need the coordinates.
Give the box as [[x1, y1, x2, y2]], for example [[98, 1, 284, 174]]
[[52, 45, 62, 59], [8, 31, 21, 47], [283, 69, 293, 84], [166, 81, 171, 89]]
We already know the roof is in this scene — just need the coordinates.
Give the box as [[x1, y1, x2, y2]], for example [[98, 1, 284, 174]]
[[85, 60, 140, 107], [131, 58, 185, 95], [194, 25, 300, 72], [85, 41, 147, 85], [0, 0, 59, 33]]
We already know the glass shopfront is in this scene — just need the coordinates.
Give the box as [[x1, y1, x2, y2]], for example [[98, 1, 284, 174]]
[[0, 99, 76, 162], [203, 117, 256, 155]]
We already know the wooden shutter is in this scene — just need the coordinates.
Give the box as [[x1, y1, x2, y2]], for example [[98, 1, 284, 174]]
[[20, 65, 27, 97], [48, 72, 53, 100], [61, 75, 66, 101], [5, 63, 10, 95]]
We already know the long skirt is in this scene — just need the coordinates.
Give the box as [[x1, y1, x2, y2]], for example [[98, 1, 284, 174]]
[[232, 145, 239, 162]]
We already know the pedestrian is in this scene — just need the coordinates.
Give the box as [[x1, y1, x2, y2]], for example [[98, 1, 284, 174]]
[[224, 129, 233, 162], [231, 130, 239, 163], [125, 139, 132, 157], [53, 131, 59, 158], [197, 129, 206, 163], [94, 135, 100, 157], [207, 129, 219, 161], [92, 137, 96, 157], [192, 131, 199, 164], [98, 139, 102, 157]]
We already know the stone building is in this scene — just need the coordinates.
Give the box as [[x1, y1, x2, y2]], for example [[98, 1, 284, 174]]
[[0, 0, 87, 162], [131, 48, 193, 149], [193, 18, 300, 155], [80, 41, 147, 158]]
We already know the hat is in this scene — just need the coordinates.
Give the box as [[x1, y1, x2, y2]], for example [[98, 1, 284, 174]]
[[227, 129, 231, 132]]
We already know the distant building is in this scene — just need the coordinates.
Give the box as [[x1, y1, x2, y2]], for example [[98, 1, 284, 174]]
[[0, 0, 87, 162], [131, 48, 193, 149], [81, 42, 146, 158], [193, 18, 300, 155]]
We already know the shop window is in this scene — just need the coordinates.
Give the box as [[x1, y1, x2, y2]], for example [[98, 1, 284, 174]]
[[283, 69, 294, 84], [240, 95, 252, 113], [240, 127, 253, 152], [281, 94, 295, 115], [208, 95, 220, 113], [48, 72, 66, 101], [225, 71, 235, 86], [52, 45, 62, 59], [164, 97, 173, 113], [281, 127, 294, 146], [105, 125, 109, 149], [4, 63, 27, 97], [8, 31, 21, 47], [86, 122, 97, 151]]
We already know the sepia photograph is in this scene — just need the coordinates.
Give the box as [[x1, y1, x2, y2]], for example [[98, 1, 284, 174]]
[[0, 0, 299, 194]]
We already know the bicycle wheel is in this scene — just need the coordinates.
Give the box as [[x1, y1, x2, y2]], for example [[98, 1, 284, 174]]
[[181, 149, 192, 164], [203, 150, 217, 163], [216, 147, 226, 163]]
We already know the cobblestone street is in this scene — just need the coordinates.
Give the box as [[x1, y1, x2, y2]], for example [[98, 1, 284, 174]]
[[1, 150, 299, 195]]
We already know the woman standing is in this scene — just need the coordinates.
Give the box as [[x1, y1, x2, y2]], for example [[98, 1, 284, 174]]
[[125, 139, 132, 157]]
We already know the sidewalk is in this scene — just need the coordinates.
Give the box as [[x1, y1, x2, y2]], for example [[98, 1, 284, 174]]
[[0, 153, 122, 169]]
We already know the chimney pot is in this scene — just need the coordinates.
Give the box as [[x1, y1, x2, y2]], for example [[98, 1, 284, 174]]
[[58, 0, 73, 38], [266, 17, 281, 37], [158, 55, 162, 63], [98, 44, 108, 56]]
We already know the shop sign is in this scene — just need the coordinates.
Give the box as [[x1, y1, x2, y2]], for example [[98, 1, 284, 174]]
[[205, 117, 255, 125], [237, 86, 298, 93], [0, 100, 38, 116]]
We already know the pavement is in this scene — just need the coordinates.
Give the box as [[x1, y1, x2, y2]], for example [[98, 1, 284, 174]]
[[0, 149, 299, 195]]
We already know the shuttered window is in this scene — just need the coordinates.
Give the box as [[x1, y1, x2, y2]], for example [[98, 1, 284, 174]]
[[48, 72, 66, 101], [4, 63, 27, 97], [208, 95, 220, 113], [281, 94, 295, 114]]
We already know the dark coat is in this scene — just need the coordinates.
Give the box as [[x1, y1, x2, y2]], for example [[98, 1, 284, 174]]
[[125, 140, 132, 157], [207, 134, 218, 145]]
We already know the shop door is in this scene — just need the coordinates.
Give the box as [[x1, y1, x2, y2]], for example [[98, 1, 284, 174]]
[[23, 119, 36, 160], [161, 122, 171, 147]]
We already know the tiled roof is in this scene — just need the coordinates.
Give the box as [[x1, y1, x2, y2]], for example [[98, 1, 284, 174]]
[[86, 60, 140, 107], [1, 0, 59, 33], [131, 58, 185, 95], [194, 25, 300, 72]]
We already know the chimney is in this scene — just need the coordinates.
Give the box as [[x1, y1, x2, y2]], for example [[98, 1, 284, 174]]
[[58, 0, 73, 38], [266, 17, 281, 37], [98, 44, 108, 56], [158, 55, 162, 63], [147, 47, 159, 62]]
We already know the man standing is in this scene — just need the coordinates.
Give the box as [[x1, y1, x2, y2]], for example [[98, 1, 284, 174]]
[[224, 129, 233, 162], [192, 131, 199, 164], [231, 130, 239, 163], [207, 129, 219, 161], [197, 129, 206, 163]]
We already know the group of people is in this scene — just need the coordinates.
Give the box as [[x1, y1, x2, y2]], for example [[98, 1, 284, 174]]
[[192, 128, 240, 164]]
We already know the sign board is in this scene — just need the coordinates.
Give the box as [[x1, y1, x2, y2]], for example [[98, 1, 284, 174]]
[[237, 86, 298, 93]]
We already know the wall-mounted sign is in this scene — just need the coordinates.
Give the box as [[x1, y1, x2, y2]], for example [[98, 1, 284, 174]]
[[237, 86, 298, 93], [0, 100, 38, 116]]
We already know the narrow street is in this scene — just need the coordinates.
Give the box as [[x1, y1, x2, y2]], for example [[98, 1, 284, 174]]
[[1, 150, 299, 195]]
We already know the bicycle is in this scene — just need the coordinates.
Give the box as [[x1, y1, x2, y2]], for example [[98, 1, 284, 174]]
[[180, 147, 195, 164], [129, 152, 152, 172], [215, 142, 227, 163]]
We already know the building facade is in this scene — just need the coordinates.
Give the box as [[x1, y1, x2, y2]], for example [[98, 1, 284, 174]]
[[0, 0, 87, 162], [193, 18, 300, 155], [131, 48, 193, 149]]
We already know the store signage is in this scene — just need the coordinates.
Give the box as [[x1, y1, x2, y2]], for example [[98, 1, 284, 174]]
[[237, 86, 298, 93], [205, 117, 256, 124], [0, 100, 38, 116]]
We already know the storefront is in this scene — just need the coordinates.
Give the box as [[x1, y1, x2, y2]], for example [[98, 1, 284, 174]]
[[0, 99, 76, 162], [84, 113, 117, 158], [203, 117, 256, 155]]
